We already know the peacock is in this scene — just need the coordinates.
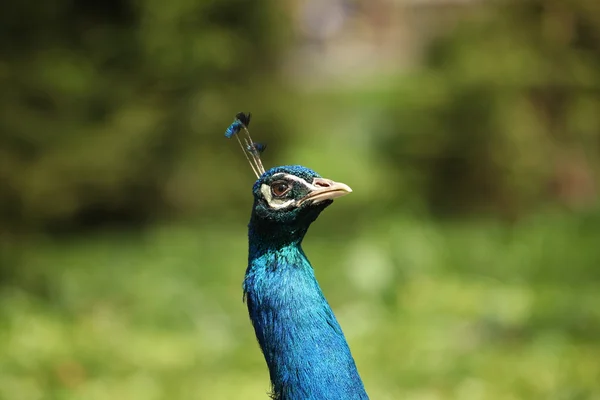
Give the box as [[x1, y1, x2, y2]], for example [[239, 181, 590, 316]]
[[225, 112, 369, 400]]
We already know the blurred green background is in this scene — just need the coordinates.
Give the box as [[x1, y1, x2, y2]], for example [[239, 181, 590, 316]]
[[1, 0, 600, 398]]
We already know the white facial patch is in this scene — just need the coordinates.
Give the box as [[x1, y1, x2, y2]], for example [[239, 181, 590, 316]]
[[260, 184, 296, 210], [260, 174, 319, 210], [270, 173, 318, 190]]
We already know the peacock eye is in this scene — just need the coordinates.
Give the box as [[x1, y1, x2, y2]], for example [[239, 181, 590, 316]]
[[271, 181, 290, 197]]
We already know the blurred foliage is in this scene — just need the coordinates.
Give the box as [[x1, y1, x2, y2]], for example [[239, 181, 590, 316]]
[[1, 0, 600, 398], [378, 0, 600, 218], [2, 0, 599, 232], [1, 216, 600, 399], [0, 0, 289, 233]]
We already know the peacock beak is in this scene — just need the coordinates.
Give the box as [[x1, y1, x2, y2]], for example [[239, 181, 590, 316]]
[[298, 177, 352, 205]]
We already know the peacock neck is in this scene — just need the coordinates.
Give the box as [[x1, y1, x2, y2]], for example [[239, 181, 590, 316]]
[[244, 221, 368, 400]]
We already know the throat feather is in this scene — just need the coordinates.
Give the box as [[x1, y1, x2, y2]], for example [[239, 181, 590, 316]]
[[244, 242, 368, 400]]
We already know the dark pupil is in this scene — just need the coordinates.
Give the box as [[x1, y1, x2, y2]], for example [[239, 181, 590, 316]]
[[273, 183, 288, 196]]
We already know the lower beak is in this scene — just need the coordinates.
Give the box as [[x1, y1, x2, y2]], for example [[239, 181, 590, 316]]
[[298, 177, 353, 205]]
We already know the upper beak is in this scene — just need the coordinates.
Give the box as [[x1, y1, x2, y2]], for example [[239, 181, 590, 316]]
[[298, 177, 353, 206]]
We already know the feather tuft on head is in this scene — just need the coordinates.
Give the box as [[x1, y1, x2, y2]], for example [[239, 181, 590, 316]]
[[224, 112, 251, 138], [235, 112, 252, 127], [224, 112, 265, 178], [248, 142, 267, 156]]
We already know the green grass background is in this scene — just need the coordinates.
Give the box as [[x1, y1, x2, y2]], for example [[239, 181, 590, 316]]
[[2, 213, 599, 399]]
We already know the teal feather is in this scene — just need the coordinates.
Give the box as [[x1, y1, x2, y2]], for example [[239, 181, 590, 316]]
[[243, 165, 368, 399], [225, 112, 252, 138]]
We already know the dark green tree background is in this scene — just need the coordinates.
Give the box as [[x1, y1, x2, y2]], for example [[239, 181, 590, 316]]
[[0, 0, 288, 232], [378, 0, 600, 218], [1, 0, 599, 232]]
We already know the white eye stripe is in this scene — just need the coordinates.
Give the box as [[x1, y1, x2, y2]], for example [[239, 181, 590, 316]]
[[270, 199, 296, 209], [270, 173, 318, 191], [260, 173, 320, 210], [260, 184, 297, 210], [260, 184, 273, 203]]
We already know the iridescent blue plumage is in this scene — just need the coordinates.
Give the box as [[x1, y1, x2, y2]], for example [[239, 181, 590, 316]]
[[224, 112, 367, 399], [224, 112, 251, 138], [248, 142, 267, 156], [243, 165, 369, 400], [224, 120, 243, 138]]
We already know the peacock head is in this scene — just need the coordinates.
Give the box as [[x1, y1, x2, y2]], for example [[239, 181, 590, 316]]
[[251, 165, 352, 226], [224, 112, 352, 239]]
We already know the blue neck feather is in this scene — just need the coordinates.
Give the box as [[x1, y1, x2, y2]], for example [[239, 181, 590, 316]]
[[244, 215, 369, 400]]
